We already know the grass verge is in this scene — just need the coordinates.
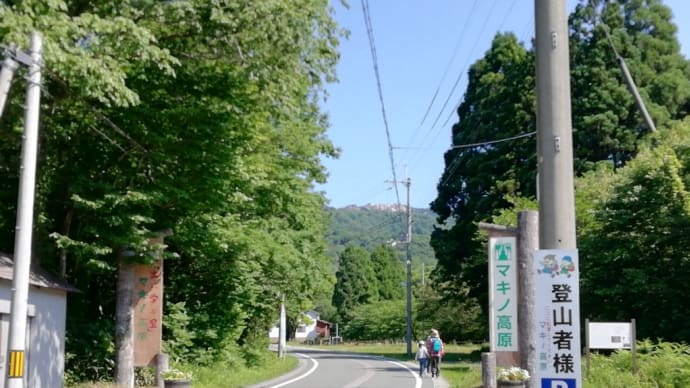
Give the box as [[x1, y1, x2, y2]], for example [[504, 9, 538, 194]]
[[68, 353, 298, 388], [190, 355, 298, 388]]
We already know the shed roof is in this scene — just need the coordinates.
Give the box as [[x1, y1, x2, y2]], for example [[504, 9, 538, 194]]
[[0, 252, 80, 293]]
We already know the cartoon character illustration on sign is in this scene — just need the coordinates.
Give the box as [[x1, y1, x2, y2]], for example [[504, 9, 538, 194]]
[[559, 255, 575, 277], [538, 254, 559, 277]]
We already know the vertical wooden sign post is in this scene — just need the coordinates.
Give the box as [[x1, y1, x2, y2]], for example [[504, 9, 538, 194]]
[[133, 236, 164, 367]]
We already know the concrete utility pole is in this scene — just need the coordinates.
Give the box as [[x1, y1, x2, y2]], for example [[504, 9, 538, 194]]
[[403, 177, 412, 357], [386, 177, 413, 357], [7, 31, 42, 388], [115, 257, 135, 388], [535, 0, 577, 250]]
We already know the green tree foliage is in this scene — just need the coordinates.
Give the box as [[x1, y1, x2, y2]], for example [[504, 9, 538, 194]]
[[0, 0, 342, 381], [332, 245, 378, 321], [342, 299, 407, 341], [370, 244, 404, 300], [578, 123, 690, 342], [569, 0, 690, 170], [414, 279, 484, 342], [326, 205, 439, 268]]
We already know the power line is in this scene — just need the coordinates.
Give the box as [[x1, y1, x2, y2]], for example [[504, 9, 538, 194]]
[[416, 0, 480, 129], [361, 0, 403, 210], [429, 0, 500, 130], [405, 0, 518, 175], [440, 130, 536, 188], [451, 130, 535, 149], [399, 0, 480, 176], [434, 0, 515, 127]]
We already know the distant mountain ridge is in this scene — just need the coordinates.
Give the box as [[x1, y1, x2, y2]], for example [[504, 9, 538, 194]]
[[339, 203, 411, 212], [325, 204, 438, 270]]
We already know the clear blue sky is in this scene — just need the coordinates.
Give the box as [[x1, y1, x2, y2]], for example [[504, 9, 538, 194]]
[[316, 0, 690, 209]]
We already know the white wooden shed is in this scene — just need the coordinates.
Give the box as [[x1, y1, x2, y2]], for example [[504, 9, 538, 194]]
[[0, 252, 79, 388]]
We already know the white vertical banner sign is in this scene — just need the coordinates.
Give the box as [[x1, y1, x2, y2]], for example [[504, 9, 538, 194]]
[[533, 249, 582, 388], [489, 237, 518, 351]]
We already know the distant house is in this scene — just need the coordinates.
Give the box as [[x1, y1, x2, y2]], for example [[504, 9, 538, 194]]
[[269, 311, 332, 341], [0, 252, 79, 388]]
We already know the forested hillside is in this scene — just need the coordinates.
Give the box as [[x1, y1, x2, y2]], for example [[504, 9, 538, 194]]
[[324, 205, 482, 342], [325, 205, 440, 269]]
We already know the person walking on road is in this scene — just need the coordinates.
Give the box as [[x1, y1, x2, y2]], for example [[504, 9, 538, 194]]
[[426, 328, 445, 378], [415, 340, 430, 377]]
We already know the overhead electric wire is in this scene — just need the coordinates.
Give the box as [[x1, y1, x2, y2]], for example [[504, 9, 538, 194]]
[[361, 0, 404, 212], [416, 0, 480, 129], [437, 1, 533, 190], [440, 130, 536, 188], [404, 0, 518, 176], [399, 0, 480, 174], [429, 0, 500, 131], [440, 0, 520, 128], [451, 130, 536, 149]]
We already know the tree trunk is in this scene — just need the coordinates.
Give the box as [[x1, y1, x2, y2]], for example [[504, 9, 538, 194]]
[[115, 256, 135, 387]]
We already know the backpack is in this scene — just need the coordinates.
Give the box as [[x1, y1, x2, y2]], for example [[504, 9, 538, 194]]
[[432, 337, 441, 353]]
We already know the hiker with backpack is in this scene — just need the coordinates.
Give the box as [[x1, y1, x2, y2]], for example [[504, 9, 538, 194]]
[[426, 328, 444, 378]]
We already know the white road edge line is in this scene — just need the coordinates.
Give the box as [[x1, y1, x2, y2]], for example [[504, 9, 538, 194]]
[[268, 352, 319, 388], [387, 360, 422, 388]]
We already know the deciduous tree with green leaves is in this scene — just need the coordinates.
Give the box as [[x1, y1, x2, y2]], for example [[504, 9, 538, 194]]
[[0, 0, 343, 383], [578, 122, 690, 342]]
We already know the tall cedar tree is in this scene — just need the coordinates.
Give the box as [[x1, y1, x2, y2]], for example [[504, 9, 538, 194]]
[[430, 32, 535, 318], [332, 245, 379, 321], [370, 245, 404, 300]]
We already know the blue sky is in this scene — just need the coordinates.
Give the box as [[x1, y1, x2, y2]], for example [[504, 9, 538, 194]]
[[316, 0, 690, 209]]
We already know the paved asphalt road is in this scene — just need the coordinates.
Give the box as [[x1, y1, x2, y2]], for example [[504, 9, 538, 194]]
[[248, 347, 450, 388]]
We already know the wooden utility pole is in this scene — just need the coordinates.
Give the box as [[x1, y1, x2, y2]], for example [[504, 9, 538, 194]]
[[535, 0, 577, 250]]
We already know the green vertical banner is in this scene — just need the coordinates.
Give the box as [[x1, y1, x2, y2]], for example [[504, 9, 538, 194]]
[[489, 237, 517, 351]]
